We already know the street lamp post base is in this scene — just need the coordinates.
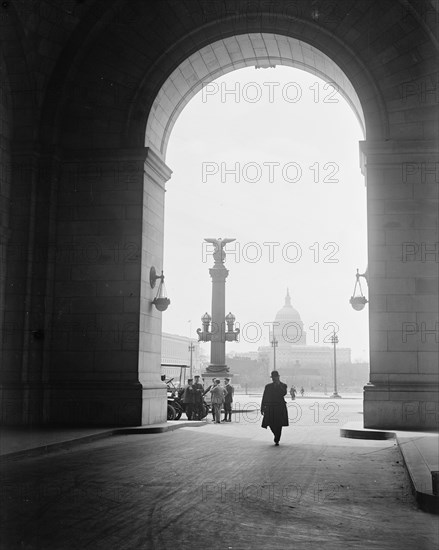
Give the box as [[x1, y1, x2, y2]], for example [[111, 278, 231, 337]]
[[330, 392, 342, 398], [205, 364, 230, 375]]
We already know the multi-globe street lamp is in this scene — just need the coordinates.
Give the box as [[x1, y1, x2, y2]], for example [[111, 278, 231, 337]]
[[330, 331, 341, 398], [197, 238, 240, 376]]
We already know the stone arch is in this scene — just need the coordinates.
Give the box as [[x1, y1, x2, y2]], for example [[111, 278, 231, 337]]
[[46, 4, 409, 152], [2, 0, 436, 428], [143, 33, 368, 160], [127, 18, 393, 152]]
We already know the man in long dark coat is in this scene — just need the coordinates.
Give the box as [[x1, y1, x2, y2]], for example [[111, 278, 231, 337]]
[[182, 378, 196, 420], [203, 377, 217, 421], [192, 375, 204, 420], [261, 370, 289, 445]]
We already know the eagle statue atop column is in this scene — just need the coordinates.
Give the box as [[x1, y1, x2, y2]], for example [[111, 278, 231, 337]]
[[204, 238, 236, 265]]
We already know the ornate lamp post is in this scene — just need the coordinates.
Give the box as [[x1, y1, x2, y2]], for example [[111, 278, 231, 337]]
[[188, 342, 195, 378], [330, 331, 341, 398], [271, 337, 278, 370], [197, 238, 240, 375]]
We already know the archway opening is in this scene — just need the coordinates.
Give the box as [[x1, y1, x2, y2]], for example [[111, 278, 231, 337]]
[[150, 36, 369, 398], [145, 33, 366, 158]]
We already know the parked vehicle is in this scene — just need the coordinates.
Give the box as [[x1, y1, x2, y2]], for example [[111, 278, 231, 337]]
[[166, 378, 209, 420], [166, 378, 184, 420], [193, 399, 210, 420]]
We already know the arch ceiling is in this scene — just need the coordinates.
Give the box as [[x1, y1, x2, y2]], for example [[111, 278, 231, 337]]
[[145, 33, 365, 159]]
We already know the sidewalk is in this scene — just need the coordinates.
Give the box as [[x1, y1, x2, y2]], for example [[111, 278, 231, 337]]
[[0, 394, 342, 459], [0, 392, 263, 459], [1, 407, 438, 549], [1, 400, 438, 515], [341, 421, 438, 514], [0, 421, 205, 461]]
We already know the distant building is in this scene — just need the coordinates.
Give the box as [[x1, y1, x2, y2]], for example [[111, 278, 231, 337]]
[[161, 332, 202, 384], [227, 350, 259, 361], [226, 356, 267, 389], [258, 290, 354, 390], [270, 288, 307, 345]]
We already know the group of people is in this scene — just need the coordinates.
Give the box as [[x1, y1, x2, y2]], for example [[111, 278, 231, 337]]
[[178, 375, 205, 420], [289, 385, 305, 400], [180, 375, 234, 424], [179, 370, 298, 446]]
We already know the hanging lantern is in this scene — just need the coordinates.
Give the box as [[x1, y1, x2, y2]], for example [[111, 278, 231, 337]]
[[350, 269, 368, 311], [150, 267, 170, 311]]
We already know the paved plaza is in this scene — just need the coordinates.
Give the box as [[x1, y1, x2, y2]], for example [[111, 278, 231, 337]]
[[1, 398, 438, 549]]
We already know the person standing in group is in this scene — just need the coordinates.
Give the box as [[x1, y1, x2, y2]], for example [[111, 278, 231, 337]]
[[192, 375, 204, 420], [182, 378, 196, 420], [203, 377, 217, 421], [223, 377, 234, 422], [210, 379, 226, 424], [261, 371, 289, 445]]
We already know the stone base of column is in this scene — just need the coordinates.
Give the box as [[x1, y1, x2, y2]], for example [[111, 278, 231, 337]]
[[201, 372, 235, 381], [0, 383, 45, 426], [201, 368, 235, 381], [46, 382, 143, 426], [0, 382, 168, 427], [141, 383, 167, 425], [364, 383, 439, 430], [204, 364, 231, 374]]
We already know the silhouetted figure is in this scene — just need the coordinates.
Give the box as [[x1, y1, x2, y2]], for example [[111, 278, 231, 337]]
[[261, 371, 289, 445], [203, 377, 217, 420], [182, 379, 196, 420], [290, 385, 297, 400], [192, 375, 204, 420]]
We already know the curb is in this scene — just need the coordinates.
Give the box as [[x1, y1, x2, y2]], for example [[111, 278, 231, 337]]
[[114, 421, 206, 435], [0, 421, 206, 463], [397, 435, 439, 515], [0, 430, 115, 463], [340, 425, 439, 515], [340, 426, 395, 440]]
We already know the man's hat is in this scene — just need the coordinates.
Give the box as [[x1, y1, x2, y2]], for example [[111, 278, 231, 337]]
[[270, 370, 280, 377], [194, 375, 200, 378], [188, 378, 194, 382], [225, 377, 230, 381]]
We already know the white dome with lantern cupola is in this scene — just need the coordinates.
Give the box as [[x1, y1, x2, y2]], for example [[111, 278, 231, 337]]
[[271, 289, 306, 345]]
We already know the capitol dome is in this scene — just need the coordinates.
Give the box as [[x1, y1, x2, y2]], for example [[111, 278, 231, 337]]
[[275, 289, 302, 323], [271, 289, 306, 345]]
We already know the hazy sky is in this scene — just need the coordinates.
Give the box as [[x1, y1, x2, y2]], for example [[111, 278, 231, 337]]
[[162, 66, 369, 362]]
